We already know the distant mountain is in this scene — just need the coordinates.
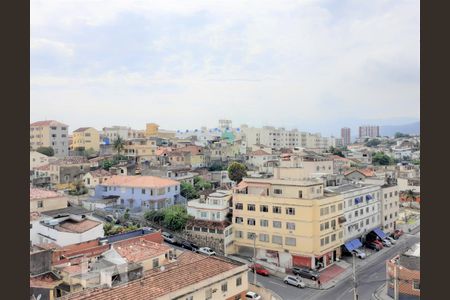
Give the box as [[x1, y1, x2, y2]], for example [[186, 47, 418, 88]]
[[380, 121, 420, 137]]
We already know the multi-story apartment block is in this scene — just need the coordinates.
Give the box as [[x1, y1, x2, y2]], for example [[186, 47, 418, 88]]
[[359, 125, 380, 138], [380, 180, 400, 233], [145, 123, 176, 139], [341, 127, 351, 146], [30, 120, 69, 157], [187, 190, 232, 222], [101, 126, 145, 142], [72, 127, 100, 151], [94, 175, 183, 210], [231, 167, 345, 270], [123, 138, 157, 164], [325, 183, 381, 243]]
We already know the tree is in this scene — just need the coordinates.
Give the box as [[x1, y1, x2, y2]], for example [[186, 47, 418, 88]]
[[101, 159, 114, 171], [328, 146, 344, 157], [36, 146, 54, 157], [113, 136, 125, 158], [144, 209, 165, 224], [123, 208, 130, 221], [68, 180, 88, 195], [208, 161, 226, 171], [372, 152, 394, 166], [395, 132, 411, 139], [180, 182, 199, 200], [194, 176, 212, 191], [228, 162, 247, 183], [162, 205, 191, 231], [365, 139, 381, 147]]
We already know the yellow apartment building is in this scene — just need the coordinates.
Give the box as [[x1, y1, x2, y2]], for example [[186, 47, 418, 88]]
[[145, 123, 176, 139], [30, 120, 69, 157], [231, 167, 345, 270], [123, 138, 158, 164], [72, 127, 100, 151]]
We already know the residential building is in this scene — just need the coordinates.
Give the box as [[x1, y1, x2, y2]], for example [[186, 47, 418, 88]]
[[278, 151, 334, 177], [30, 120, 69, 157], [172, 145, 206, 169], [145, 123, 176, 139], [72, 127, 100, 151], [30, 188, 68, 213], [123, 138, 157, 164], [345, 150, 372, 165], [241, 125, 301, 149], [380, 179, 400, 233], [30, 151, 56, 170], [341, 127, 351, 146], [344, 168, 376, 181], [386, 243, 420, 300], [327, 155, 352, 174], [141, 165, 196, 185], [82, 169, 112, 189], [359, 125, 380, 138], [246, 149, 279, 174], [231, 166, 345, 270], [94, 175, 183, 211], [46, 157, 91, 185], [187, 190, 232, 222], [59, 251, 249, 300], [325, 183, 381, 243]]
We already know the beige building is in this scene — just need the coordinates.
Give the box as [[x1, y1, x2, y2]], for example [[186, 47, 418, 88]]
[[83, 169, 112, 189], [30, 151, 57, 170], [145, 123, 176, 139], [123, 138, 158, 164], [30, 120, 69, 157], [380, 182, 400, 233], [231, 166, 345, 270], [30, 188, 68, 213], [72, 127, 100, 151]]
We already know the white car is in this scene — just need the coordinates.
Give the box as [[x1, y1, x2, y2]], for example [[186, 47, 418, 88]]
[[198, 247, 216, 256], [352, 248, 367, 259], [381, 238, 392, 247], [385, 236, 397, 245], [283, 275, 306, 288], [246, 291, 262, 300]]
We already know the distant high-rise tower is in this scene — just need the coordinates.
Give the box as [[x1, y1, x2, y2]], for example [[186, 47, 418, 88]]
[[219, 119, 232, 131], [359, 125, 380, 138], [341, 127, 351, 146]]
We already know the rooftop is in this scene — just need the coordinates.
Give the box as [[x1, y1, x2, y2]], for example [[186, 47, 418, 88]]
[[30, 188, 62, 201], [30, 120, 68, 127], [61, 252, 245, 300], [249, 149, 271, 156], [30, 272, 61, 288], [326, 183, 375, 193], [55, 219, 102, 234], [113, 238, 170, 263], [88, 169, 112, 178], [73, 127, 94, 133], [101, 175, 179, 188], [41, 206, 90, 218], [52, 156, 89, 165]]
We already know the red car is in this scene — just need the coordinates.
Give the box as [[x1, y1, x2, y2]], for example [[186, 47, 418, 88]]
[[373, 239, 384, 249], [249, 264, 270, 276]]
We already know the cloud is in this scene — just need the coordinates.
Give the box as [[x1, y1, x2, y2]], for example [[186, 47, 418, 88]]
[[30, 0, 419, 135]]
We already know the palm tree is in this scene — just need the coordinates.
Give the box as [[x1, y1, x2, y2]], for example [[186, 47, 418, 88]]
[[113, 136, 125, 159]]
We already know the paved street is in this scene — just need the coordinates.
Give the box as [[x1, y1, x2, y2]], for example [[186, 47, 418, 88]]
[[251, 228, 420, 300]]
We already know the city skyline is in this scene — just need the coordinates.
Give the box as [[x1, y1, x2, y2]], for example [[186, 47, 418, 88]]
[[31, 0, 419, 136]]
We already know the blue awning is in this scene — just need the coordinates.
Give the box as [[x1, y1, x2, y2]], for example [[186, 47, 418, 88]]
[[344, 239, 363, 251], [373, 228, 387, 239], [366, 195, 372, 201]]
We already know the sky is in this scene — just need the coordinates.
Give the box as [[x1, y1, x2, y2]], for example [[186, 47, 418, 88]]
[[31, 0, 420, 136]]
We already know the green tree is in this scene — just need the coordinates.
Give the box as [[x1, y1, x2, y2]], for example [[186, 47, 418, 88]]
[[180, 182, 199, 200], [208, 162, 225, 171], [123, 208, 130, 221], [328, 146, 344, 157], [228, 161, 247, 183], [101, 159, 114, 171], [162, 205, 191, 231], [372, 152, 394, 165], [144, 209, 165, 224], [36, 146, 54, 157], [69, 180, 88, 195], [395, 132, 411, 139], [193, 176, 212, 191], [113, 136, 125, 158], [365, 139, 381, 147], [103, 222, 114, 236]]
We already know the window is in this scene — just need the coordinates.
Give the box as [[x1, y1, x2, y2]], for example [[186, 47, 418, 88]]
[[325, 236, 330, 244], [260, 219, 269, 227], [273, 188, 283, 195], [384, 204, 388, 210], [360, 221, 364, 227], [285, 237, 296, 246], [247, 218, 256, 226], [366, 207, 369, 213], [360, 208, 363, 215], [167, 187, 171, 192], [152, 258, 159, 268], [273, 206, 282, 214], [395, 212, 398, 217], [235, 231, 243, 238], [331, 234, 336, 242], [299, 190, 303, 198], [259, 233, 270, 242], [366, 219, 369, 225], [348, 199, 352, 207], [390, 192, 393, 197], [205, 288, 213, 300], [235, 217, 243, 224], [355, 210, 359, 217], [331, 219, 336, 228], [235, 203, 243, 210], [330, 205, 336, 213], [236, 277, 242, 286], [131, 188, 134, 194], [286, 222, 296, 230], [385, 216, 388, 221], [247, 204, 256, 211], [338, 203, 343, 211], [186, 296, 193, 300], [412, 280, 420, 290], [61, 127, 67, 130], [339, 231, 343, 239], [50, 126, 57, 130], [221, 282, 228, 292], [142, 189, 146, 194], [286, 207, 295, 215], [395, 191, 398, 196], [37, 201, 43, 208], [320, 207, 329, 216], [272, 235, 283, 245], [260, 205, 268, 212], [384, 193, 387, 199], [201, 212, 208, 219], [247, 232, 256, 240], [273, 221, 282, 228], [390, 213, 393, 219], [320, 238, 325, 246]]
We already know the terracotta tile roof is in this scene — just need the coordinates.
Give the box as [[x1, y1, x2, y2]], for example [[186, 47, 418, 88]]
[[30, 272, 61, 288], [34, 164, 51, 171], [34, 242, 62, 250], [88, 169, 112, 178], [173, 145, 204, 155], [52, 156, 89, 165], [55, 219, 102, 233], [249, 149, 271, 156], [155, 147, 172, 156], [113, 239, 170, 263], [62, 252, 244, 300], [30, 188, 61, 200], [344, 168, 375, 177], [89, 155, 113, 163], [73, 127, 93, 133], [30, 120, 68, 127], [101, 175, 179, 188]]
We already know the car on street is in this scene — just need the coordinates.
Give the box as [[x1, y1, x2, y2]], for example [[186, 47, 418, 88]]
[[105, 215, 117, 223], [161, 232, 177, 244], [249, 263, 270, 276], [246, 291, 262, 300], [365, 241, 381, 251], [385, 236, 397, 244], [283, 275, 306, 288], [292, 267, 320, 281], [198, 247, 216, 256], [381, 238, 392, 247], [180, 241, 199, 252], [352, 248, 367, 259], [372, 239, 384, 249]]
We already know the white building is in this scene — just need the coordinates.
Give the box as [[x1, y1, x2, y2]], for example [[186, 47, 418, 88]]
[[30, 151, 57, 170], [187, 190, 232, 222], [326, 183, 381, 242], [246, 149, 279, 174]]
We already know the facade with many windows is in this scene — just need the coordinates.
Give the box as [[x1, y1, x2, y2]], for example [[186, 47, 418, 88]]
[[231, 167, 345, 269], [30, 120, 69, 157]]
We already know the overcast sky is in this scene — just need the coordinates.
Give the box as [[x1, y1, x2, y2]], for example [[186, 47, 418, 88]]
[[31, 0, 420, 136]]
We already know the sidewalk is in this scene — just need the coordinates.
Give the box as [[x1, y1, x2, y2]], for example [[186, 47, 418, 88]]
[[372, 283, 393, 300]]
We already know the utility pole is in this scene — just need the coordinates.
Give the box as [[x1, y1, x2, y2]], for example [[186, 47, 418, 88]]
[[394, 262, 399, 300], [352, 253, 358, 300], [253, 233, 257, 286]]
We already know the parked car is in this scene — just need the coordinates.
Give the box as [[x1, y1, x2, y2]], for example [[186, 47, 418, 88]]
[[161, 232, 177, 244], [292, 267, 319, 281], [180, 241, 199, 252], [283, 275, 306, 288], [365, 241, 381, 251], [385, 236, 397, 245], [198, 247, 216, 256], [105, 215, 115, 223], [381, 238, 392, 247], [372, 239, 384, 249], [246, 291, 262, 300], [352, 248, 367, 259], [249, 264, 270, 276], [392, 229, 404, 239]]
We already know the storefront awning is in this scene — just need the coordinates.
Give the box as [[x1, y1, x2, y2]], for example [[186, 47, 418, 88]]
[[373, 228, 387, 239], [344, 239, 363, 252]]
